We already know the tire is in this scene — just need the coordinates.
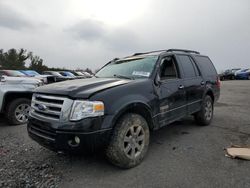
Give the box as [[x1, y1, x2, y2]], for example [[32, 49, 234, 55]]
[[194, 95, 214, 126], [6, 98, 31, 125], [248, 74, 250, 80], [106, 113, 150, 169]]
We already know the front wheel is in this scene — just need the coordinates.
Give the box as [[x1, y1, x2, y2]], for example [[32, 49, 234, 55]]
[[6, 98, 31, 125], [194, 95, 214, 126], [106, 113, 150, 168]]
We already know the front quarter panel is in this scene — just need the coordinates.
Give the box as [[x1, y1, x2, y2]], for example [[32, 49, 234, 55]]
[[90, 79, 157, 129]]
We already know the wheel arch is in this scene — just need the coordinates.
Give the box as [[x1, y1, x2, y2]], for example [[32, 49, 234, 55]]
[[111, 102, 155, 131], [1, 92, 33, 112], [205, 89, 214, 103]]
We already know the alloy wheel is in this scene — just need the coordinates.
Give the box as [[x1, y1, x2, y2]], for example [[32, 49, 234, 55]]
[[123, 124, 145, 159], [204, 100, 213, 121], [15, 104, 30, 123]]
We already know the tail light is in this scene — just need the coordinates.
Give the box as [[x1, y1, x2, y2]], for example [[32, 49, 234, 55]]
[[216, 76, 221, 88]]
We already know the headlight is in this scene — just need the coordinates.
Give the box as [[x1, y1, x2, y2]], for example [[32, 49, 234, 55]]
[[70, 100, 104, 121]]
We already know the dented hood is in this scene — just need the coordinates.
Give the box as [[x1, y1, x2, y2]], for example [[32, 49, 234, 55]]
[[34, 77, 132, 98]]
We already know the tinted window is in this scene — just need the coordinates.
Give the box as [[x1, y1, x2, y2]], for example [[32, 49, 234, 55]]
[[178, 55, 196, 78], [194, 56, 217, 76]]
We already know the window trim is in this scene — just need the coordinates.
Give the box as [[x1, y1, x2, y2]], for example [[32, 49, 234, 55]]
[[189, 56, 201, 77]]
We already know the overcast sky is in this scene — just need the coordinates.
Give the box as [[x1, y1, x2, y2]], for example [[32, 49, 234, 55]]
[[0, 0, 249, 72]]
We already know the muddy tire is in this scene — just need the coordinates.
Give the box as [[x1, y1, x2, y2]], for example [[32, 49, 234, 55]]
[[106, 113, 150, 169], [194, 95, 213, 126], [6, 98, 31, 125]]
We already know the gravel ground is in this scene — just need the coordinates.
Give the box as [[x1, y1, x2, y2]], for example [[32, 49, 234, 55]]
[[0, 80, 250, 188]]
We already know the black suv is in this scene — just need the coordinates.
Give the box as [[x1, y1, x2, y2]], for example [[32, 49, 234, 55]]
[[28, 49, 220, 168]]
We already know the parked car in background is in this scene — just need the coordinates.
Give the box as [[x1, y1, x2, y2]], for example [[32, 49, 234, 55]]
[[81, 71, 93, 78], [235, 69, 250, 80], [0, 74, 43, 125], [42, 71, 71, 82], [0, 70, 26, 77], [20, 70, 56, 84], [0, 70, 46, 83], [220, 68, 241, 80], [59, 71, 77, 79], [71, 71, 87, 79]]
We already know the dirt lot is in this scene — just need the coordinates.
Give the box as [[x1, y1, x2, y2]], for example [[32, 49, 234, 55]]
[[0, 80, 250, 188]]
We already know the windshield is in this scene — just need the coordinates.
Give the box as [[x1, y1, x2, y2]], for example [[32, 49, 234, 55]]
[[96, 56, 158, 79], [23, 70, 40, 76]]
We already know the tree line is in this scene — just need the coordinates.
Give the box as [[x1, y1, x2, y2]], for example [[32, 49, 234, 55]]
[[0, 48, 93, 74]]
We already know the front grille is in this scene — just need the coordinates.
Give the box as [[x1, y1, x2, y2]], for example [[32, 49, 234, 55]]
[[30, 94, 69, 121]]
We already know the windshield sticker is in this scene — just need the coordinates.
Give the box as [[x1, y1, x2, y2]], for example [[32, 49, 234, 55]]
[[132, 71, 150, 77]]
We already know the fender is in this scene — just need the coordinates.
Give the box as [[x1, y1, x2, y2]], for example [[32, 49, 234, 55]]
[[109, 98, 155, 130]]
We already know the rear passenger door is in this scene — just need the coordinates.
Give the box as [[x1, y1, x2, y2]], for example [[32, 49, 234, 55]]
[[177, 55, 204, 114]]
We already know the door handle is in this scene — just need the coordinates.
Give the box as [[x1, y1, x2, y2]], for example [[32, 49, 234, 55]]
[[201, 81, 205, 85], [178, 85, 185, 89]]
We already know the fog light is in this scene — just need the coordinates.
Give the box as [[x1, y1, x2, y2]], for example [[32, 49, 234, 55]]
[[68, 136, 81, 147], [75, 136, 80, 144]]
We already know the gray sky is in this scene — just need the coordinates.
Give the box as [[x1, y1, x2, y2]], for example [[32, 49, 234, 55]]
[[0, 0, 249, 72]]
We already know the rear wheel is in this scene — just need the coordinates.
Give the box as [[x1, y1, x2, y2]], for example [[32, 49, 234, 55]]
[[106, 113, 150, 168], [194, 95, 213, 126], [6, 98, 31, 125]]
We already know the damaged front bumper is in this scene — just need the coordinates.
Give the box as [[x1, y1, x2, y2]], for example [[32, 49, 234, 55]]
[[27, 117, 112, 152]]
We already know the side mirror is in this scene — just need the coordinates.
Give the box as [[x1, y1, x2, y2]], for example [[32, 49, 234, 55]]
[[0, 75, 6, 82]]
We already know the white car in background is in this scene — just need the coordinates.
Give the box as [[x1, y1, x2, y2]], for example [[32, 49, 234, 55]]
[[0, 75, 43, 125]]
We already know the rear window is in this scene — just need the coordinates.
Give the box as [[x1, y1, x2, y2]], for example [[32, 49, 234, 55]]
[[194, 56, 217, 76]]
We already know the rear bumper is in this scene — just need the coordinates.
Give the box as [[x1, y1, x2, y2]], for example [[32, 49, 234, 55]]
[[27, 117, 112, 152]]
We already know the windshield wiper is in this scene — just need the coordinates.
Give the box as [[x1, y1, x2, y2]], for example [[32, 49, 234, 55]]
[[113, 74, 134, 80]]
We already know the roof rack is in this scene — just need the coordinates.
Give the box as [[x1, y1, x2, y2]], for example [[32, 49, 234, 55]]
[[133, 49, 200, 56], [166, 49, 200, 54], [133, 50, 167, 56]]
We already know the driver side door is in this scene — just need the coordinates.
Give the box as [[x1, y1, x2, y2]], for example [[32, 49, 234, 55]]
[[156, 55, 186, 127]]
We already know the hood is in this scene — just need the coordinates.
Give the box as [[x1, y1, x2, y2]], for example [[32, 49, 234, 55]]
[[35, 77, 133, 98], [2, 76, 42, 85]]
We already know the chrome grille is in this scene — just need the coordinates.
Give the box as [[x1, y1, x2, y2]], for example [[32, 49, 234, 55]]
[[30, 94, 73, 121]]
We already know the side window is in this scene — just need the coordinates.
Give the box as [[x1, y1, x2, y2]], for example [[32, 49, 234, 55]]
[[178, 55, 196, 78], [194, 56, 217, 76], [160, 56, 179, 80]]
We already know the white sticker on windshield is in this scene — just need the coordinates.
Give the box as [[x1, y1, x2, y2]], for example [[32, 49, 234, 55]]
[[132, 71, 150, 77]]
